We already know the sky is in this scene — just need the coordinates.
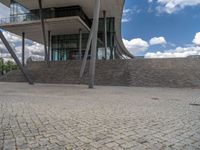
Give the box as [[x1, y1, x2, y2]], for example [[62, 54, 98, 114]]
[[0, 0, 200, 61], [122, 0, 200, 58]]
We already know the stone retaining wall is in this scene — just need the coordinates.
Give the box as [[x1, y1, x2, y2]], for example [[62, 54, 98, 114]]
[[1, 58, 200, 88]]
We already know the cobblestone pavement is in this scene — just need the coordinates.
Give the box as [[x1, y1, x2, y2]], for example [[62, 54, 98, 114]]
[[0, 82, 200, 150]]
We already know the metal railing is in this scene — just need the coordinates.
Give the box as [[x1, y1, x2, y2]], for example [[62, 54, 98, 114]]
[[0, 8, 92, 27], [0, 14, 40, 25]]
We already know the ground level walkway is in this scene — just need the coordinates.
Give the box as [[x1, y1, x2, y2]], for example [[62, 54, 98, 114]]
[[0, 82, 200, 150]]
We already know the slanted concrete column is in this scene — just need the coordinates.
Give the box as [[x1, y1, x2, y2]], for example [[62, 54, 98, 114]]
[[0, 30, 33, 84], [103, 11, 108, 60], [80, 0, 101, 78], [89, 0, 101, 88], [48, 30, 51, 61], [38, 0, 48, 62], [22, 32, 25, 67], [110, 32, 116, 60], [79, 29, 82, 60], [0, 58, 3, 75]]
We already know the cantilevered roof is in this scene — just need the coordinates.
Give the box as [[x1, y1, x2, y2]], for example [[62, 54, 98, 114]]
[[0, 0, 134, 58], [0, 16, 90, 44]]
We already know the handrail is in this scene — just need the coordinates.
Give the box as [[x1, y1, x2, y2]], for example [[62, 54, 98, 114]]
[[0, 14, 40, 25], [0, 9, 92, 27]]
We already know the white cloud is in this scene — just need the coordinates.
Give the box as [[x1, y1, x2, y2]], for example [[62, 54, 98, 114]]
[[193, 32, 200, 45], [0, 31, 44, 62], [145, 46, 200, 58], [123, 38, 149, 54], [145, 32, 200, 58], [148, 0, 153, 3], [0, 3, 9, 18], [149, 36, 167, 45], [154, 0, 200, 14], [122, 6, 141, 23], [122, 9, 133, 23], [3, 31, 22, 43]]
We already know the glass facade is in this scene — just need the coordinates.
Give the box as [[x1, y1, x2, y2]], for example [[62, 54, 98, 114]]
[[97, 18, 115, 60], [51, 18, 115, 61], [51, 34, 89, 61], [10, 0, 30, 23], [30, 6, 91, 27], [9, 0, 91, 27], [10, 0, 29, 16]]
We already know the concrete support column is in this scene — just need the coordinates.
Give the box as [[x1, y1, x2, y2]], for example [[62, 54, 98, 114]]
[[89, 0, 101, 88], [38, 0, 48, 62], [111, 32, 115, 60], [80, 0, 101, 78], [48, 30, 51, 61], [22, 32, 25, 67], [103, 11, 108, 60], [79, 29, 82, 60], [1, 58, 3, 75]]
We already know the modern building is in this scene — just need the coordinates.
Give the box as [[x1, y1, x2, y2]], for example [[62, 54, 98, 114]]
[[0, 0, 134, 87]]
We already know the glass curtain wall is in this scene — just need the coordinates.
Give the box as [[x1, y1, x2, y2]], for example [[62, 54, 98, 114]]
[[97, 18, 115, 60], [52, 34, 89, 61], [10, 0, 30, 23], [51, 18, 115, 61], [30, 6, 91, 27], [10, 3, 91, 27]]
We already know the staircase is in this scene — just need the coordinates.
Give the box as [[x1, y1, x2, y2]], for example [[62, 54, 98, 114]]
[[0, 59, 200, 88], [0, 70, 26, 82]]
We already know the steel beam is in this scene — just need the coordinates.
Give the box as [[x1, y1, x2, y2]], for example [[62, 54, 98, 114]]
[[88, 0, 101, 88], [38, 0, 48, 62], [103, 11, 108, 60], [0, 30, 33, 84], [79, 29, 82, 60], [22, 32, 25, 67]]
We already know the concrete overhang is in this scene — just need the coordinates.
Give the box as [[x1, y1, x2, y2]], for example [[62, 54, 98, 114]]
[[0, 0, 10, 6], [0, 0, 134, 58], [0, 16, 90, 44]]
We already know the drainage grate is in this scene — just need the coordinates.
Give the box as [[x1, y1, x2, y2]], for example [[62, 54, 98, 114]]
[[189, 103, 200, 107]]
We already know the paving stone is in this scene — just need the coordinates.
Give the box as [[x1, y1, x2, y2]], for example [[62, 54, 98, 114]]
[[120, 142, 137, 149], [105, 142, 119, 148], [0, 82, 199, 150]]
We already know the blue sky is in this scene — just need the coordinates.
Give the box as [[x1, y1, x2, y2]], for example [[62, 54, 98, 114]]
[[122, 0, 200, 58], [1, 0, 200, 60]]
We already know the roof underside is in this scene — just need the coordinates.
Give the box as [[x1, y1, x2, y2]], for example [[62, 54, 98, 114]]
[[0, 16, 90, 44]]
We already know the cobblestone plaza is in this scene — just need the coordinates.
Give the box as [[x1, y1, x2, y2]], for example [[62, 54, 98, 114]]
[[0, 82, 200, 150]]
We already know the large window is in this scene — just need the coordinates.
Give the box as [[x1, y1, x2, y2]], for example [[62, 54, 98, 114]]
[[10, 0, 29, 16], [9, 2, 91, 27], [30, 6, 91, 27], [97, 18, 115, 60], [10, 0, 30, 23], [51, 18, 115, 61], [52, 34, 89, 61]]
